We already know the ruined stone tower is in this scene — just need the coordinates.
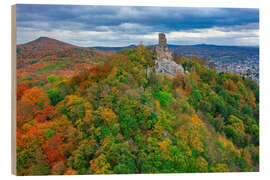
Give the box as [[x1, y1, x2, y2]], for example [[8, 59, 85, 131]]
[[159, 33, 167, 48], [154, 33, 184, 76]]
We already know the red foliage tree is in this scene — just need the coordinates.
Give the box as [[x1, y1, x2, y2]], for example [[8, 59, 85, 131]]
[[34, 102, 55, 123], [17, 81, 30, 100], [42, 136, 66, 166]]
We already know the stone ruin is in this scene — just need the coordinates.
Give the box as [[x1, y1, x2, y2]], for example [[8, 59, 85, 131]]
[[154, 33, 184, 76]]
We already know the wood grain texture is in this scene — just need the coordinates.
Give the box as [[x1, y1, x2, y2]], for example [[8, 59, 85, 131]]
[[11, 4, 16, 175]]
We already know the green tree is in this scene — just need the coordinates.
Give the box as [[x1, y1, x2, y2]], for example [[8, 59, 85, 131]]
[[154, 90, 175, 108], [47, 88, 64, 106]]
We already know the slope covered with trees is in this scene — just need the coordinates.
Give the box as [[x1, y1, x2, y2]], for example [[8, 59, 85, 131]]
[[16, 44, 259, 175], [16, 37, 114, 84]]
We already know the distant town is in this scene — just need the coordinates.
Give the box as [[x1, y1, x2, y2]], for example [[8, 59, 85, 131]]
[[165, 44, 259, 85], [208, 56, 259, 84]]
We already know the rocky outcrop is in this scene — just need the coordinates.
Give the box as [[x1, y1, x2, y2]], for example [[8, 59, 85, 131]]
[[154, 33, 184, 76]]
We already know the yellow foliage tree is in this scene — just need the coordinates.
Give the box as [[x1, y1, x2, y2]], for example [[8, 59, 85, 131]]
[[89, 154, 113, 174], [97, 107, 117, 127], [64, 168, 78, 175]]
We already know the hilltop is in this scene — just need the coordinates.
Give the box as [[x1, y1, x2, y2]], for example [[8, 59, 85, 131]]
[[17, 37, 80, 61], [17, 37, 113, 62], [18, 37, 80, 50], [16, 37, 114, 82]]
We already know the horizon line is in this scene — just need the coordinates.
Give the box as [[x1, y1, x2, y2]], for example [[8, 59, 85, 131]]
[[16, 36, 260, 48]]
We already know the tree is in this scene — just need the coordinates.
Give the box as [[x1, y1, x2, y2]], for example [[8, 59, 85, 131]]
[[119, 106, 138, 138], [17, 81, 30, 100], [210, 163, 229, 172], [68, 140, 96, 174], [154, 90, 175, 108], [42, 136, 66, 166], [29, 149, 51, 175], [223, 79, 238, 92], [188, 89, 202, 110], [47, 74, 58, 83], [34, 102, 55, 123], [47, 88, 64, 106], [242, 104, 253, 118], [22, 87, 47, 107], [60, 95, 86, 124], [90, 154, 113, 174], [195, 156, 208, 172], [51, 161, 67, 175], [223, 115, 246, 147], [97, 107, 117, 127], [64, 168, 78, 175], [213, 115, 224, 132]]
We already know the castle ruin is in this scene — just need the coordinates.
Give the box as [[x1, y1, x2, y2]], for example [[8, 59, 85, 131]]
[[154, 33, 184, 76]]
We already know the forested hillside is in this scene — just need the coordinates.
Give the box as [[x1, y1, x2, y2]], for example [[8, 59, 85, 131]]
[[16, 43, 259, 175], [16, 37, 114, 83]]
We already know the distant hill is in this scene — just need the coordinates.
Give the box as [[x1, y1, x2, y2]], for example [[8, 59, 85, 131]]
[[16, 37, 113, 81], [17, 37, 114, 61], [167, 44, 259, 62], [91, 44, 137, 51], [17, 37, 79, 60], [17, 37, 79, 50], [93, 44, 259, 62]]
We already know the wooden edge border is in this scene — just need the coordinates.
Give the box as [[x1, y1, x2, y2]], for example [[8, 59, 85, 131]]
[[11, 4, 16, 175]]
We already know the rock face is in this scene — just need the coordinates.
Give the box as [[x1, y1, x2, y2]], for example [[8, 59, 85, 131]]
[[154, 33, 184, 76]]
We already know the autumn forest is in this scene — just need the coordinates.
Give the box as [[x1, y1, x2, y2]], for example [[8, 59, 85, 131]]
[[16, 37, 259, 175]]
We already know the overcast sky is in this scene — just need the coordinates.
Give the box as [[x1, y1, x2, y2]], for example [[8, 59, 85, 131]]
[[16, 4, 259, 47]]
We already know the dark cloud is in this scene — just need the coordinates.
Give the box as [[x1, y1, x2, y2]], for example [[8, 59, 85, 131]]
[[16, 4, 259, 46], [17, 5, 259, 31]]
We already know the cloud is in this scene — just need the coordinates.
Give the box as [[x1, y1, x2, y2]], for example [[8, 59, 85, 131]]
[[16, 4, 259, 46], [166, 26, 259, 46]]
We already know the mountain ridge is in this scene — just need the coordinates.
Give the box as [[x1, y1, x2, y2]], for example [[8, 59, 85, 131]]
[[17, 37, 80, 50], [17, 37, 259, 63], [18, 37, 259, 49]]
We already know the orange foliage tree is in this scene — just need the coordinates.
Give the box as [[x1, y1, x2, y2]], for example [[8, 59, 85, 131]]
[[22, 87, 47, 107], [42, 136, 66, 166]]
